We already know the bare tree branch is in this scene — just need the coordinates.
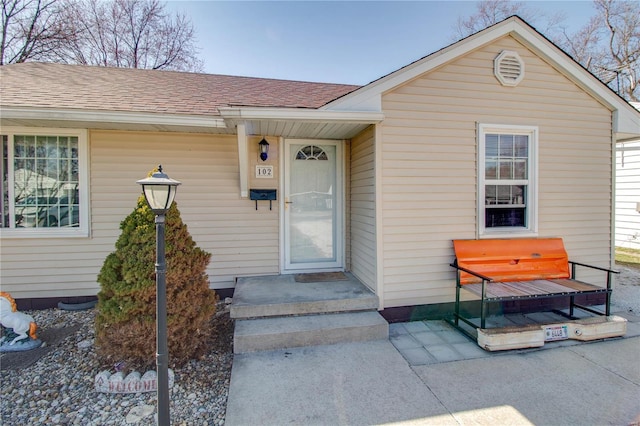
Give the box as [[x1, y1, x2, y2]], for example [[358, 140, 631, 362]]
[[1, 0, 74, 65], [590, 0, 639, 101], [1, 0, 202, 71], [454, 0, 639, 101], [60, 0, 202, 71], [452, 0, 535, 41]]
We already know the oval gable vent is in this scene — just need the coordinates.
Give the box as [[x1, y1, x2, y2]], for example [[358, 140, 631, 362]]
[[494, 50, 524, 86]]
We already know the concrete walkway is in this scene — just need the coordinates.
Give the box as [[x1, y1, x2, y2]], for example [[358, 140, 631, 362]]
[[389, 310, 640, 366], [225, 311, 640, 425]]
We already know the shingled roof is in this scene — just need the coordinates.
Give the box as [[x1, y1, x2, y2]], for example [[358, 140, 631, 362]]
[[0, 62, 360, 117]]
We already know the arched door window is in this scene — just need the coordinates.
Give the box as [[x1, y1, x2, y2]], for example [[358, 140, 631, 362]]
[[296, 145, 328, 160]]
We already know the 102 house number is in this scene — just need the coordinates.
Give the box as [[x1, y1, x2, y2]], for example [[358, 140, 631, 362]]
[[256, 165, 274, 178]]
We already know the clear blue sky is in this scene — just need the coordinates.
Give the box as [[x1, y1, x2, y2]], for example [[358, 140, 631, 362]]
[[166, 1, 597, 85]]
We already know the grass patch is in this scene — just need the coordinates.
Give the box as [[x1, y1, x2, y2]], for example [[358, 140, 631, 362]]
[[615, 247, 640, 269]]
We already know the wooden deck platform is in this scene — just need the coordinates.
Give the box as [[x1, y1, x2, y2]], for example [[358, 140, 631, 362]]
[[463, 279, 607, 301]]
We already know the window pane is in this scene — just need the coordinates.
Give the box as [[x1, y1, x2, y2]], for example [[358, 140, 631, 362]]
[[47, 140, 59, 158], [497, 185, 511, 204], [71, 158, 79, 180], [36, 158, 47, 175], [15, 135, 35, 157], [36, 137, 48, 157], [513, 185, 525, 205], [486, 134, 499, 156], [515, 135, 528, 157], [514, 160, 527, 179], [499, 135, 514, 156], [498, 160, 513, 179], [485, 160, 497, 179], [485, 185, 497, 204], [47, 158, 58, 177]]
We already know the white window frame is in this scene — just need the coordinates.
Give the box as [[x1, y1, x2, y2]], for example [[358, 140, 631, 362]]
[[478, 123, 538, 237], [1, 127, 90, 238]]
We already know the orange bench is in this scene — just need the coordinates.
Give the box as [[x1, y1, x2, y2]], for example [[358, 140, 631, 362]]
[[450, 238, 618, 331]]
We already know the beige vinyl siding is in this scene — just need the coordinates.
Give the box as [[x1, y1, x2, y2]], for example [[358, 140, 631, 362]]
[[1, 130, 279, 299], [0, 240, 106, 296], [92, 130, 280, 284], [350, 126, 377, 291], [615, 140, 640, 249], [380, 36, 614, 308]]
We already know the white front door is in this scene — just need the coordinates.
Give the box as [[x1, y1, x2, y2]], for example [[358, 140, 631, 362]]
[[283, 140, 343, 271]]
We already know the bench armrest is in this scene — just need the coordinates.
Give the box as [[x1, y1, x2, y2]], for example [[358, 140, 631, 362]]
[[568, 261, 618, 315], [568, 261, 620, 275], [450, 262, 494, 282]]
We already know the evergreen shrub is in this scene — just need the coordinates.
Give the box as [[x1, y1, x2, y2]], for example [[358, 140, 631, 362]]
[[95, 195, 217, 369]]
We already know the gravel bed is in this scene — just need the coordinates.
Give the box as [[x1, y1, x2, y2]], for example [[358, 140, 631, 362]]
[[1, 301, 233, 425]]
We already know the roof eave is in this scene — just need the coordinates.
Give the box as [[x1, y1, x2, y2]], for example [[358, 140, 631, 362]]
[[219, 106, 384, 123], [219, 107, 384, 139], [0, 105, 385, 139], [0, 106, 228, 133]]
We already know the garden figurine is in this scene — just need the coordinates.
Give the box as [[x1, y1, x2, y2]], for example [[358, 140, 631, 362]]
[[0, 292, 40, 349]]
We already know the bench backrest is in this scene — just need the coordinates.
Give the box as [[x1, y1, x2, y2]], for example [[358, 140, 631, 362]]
[[453, 238, 570, 284]]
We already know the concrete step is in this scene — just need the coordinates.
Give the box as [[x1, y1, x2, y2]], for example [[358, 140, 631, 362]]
[[231, 274, 379, 319], [234, 311, 389, 354]]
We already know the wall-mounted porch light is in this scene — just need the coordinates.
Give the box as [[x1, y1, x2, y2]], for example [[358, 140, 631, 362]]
[[258, 138, 270, 161]]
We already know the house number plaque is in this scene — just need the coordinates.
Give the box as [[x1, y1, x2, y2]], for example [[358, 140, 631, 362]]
[[255, 165, 273, 178]]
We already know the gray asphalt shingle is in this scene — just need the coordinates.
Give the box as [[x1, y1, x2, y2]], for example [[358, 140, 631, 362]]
[[0, 62, 360, 116]]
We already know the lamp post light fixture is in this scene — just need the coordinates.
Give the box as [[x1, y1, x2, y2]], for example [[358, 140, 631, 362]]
[[258, 138, 270, 161], [136, 165, 181, 426]]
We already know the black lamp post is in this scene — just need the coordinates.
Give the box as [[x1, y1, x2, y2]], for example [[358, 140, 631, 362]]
[[136, 165, 181, 426]]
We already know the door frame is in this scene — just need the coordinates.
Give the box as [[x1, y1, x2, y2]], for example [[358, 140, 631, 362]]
[[280, 138, 345, 273]]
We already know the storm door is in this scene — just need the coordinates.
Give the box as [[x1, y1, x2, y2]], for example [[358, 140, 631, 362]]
[[283, 140, 343, 271]]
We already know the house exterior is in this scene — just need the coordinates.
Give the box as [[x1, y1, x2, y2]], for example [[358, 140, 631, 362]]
[[615, 102, 640, 250], [2, 17, 639, 312]]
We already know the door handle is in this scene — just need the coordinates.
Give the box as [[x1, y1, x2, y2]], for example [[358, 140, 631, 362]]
[[285, 199, 293, 209]]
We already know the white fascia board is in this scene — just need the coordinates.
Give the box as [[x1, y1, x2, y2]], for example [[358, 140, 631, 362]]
[[0, 107, 227, 129], [613, 109, 640, 141], [219, 107, 384, 123], [625, 103, 640, 139]]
